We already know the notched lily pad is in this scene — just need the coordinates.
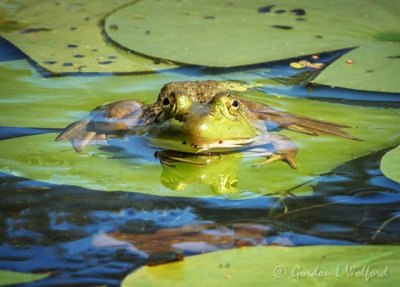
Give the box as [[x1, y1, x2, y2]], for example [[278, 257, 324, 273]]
[[381, 145, 400, 183], [0, 0, 176, 74], [122, 245, 400, 286]]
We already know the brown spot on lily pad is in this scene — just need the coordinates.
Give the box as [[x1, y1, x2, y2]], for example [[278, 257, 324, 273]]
[[108, 56, 117, 59], [20, 27, 52, 34], [366, 70, 374, 73], [271, 25, 293, 30], [204, 15, 215, 19], [314, 35, 323, 39], [296, 17, 306, 21], [109, 24, 119, 30], [62, 62, 73, 67], [275, 9, 286, 14], [258, 5, 275, 13], [67, 44, 78, 48], [387, 55, 400, 59], [74, 54, 85, 58]]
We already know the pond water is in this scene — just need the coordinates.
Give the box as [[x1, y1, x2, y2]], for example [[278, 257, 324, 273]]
[[0, 33, 400, 286]]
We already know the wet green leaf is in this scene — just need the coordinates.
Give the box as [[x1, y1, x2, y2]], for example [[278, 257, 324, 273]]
[[314, 42, 400, 93], [0, 270, 48, 286], [381, 145, 400, 183], [122, 245, 400, 286], [0, 0, 176, 74], [0, 60, 399, 197]]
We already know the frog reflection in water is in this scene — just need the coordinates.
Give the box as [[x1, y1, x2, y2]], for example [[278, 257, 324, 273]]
[[56, 80, 360, 169]]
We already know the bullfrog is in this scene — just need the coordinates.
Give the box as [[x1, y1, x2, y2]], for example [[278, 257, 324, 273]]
[[56, 80, 359, 168]]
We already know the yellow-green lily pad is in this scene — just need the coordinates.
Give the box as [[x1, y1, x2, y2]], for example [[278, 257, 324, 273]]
[[122, 245, 400, 286], [0, 270, 48, 286], [381, 145, 400, 183], [0, 0, 176, 74], [0, 59, 399, 197]]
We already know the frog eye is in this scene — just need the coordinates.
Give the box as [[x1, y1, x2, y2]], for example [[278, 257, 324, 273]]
[[161, 92, 176, 115], [162, 97, 171, 106], [231, 99, 239, 109], [227, 96, 240, 116]]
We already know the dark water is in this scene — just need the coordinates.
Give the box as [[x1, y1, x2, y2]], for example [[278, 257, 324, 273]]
[[0, 147, 399, 287]]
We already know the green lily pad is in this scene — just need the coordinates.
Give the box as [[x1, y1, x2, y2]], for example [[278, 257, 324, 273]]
[[105, 0, 399, 68], [122, 245, 400, 286], [0, 270, 48, 286], [0, 0, 176, 74], [381, 145, 400, 183], [314, 42, 400, 93], [104, 0, 400, 93], [0, 60, 399, 197]]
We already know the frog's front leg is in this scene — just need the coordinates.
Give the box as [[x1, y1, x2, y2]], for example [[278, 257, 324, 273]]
[[253, 134, 298, 169], [56, 100, 144, 152]]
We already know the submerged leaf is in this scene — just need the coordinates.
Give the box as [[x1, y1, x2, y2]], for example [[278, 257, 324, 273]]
[[0, 0, 176, 74], [381, 145, 400, 183], [0, 270, 48, 286]]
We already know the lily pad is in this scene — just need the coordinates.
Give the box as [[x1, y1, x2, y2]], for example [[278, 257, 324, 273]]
[[314, 42, 400, 93], [0, 0, 176, 74], [381, 145, 400, 183], [0, 270, 48, 286], [104, 0, 400, 93], [105, 0, 399, 68], [122, 245, 400, 286], [0, 60, 399, 197]]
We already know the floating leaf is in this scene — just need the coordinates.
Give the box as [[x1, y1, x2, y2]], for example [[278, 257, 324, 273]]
[[0, 0, 176, 74], [0, 270, 48, 286], [105, 0, 399, 67], [104, 0, 400, 93], [381, 145, 400, 183], [122, 245, 400, 286], [314, 42, 400, 93], [0, 60, 399, 197]]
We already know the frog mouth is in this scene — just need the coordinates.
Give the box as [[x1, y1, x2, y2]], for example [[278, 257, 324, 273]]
[[195, 137, 258, 153]]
